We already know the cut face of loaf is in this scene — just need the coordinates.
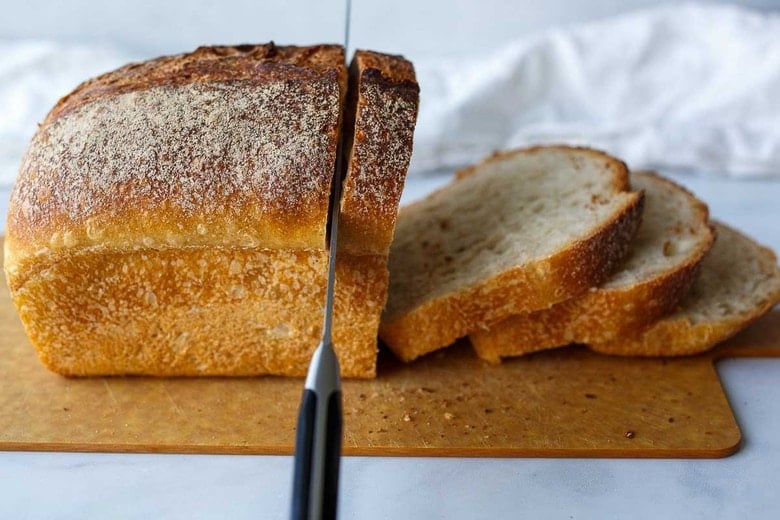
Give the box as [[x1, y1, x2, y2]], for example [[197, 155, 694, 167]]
[[470, 171, 715, 362], [4, 44, 419, 378], [379, 146, 645, 362], [589, 222, 780, 356]]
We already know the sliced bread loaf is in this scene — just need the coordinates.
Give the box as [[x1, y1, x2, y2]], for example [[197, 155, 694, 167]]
[[5, 44, 419, 378], [470, 171, 715, 362], [589, 222, 780, 356], [379, 146, 645, 362]]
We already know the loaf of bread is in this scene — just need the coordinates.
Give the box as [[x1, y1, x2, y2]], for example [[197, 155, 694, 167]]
[[470, 171, 715, 362], [589, 222, 780, 356], [379, 146, 645, 362], [5, 44, 419, 378]]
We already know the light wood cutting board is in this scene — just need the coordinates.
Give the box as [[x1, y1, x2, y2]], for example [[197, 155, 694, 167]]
[[1, 242, 778, 457]]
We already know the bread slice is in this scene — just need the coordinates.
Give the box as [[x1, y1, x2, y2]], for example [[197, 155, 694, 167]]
[[5, 44, 419, 378], [470, 171, 715, 362], [334, 50, 419, 375], [589, 222, 780, 356], [339, 50, 419, 256], [379, 146, 645, 362]]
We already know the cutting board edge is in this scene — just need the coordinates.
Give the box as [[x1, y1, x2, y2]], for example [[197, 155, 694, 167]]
[[0, 436, 742, 459]]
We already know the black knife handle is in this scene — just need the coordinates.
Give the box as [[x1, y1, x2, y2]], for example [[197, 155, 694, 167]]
[[291, 389, 342, 520], [292, 389, 317, 520], [322, 390, 342, 520]]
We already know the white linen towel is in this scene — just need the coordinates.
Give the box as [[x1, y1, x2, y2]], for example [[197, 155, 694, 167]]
[[411, 3, 780, 176], [1, 3, 780, 187]]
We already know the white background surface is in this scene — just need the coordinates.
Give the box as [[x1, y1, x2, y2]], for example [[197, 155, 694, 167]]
[[2, 1, 780, 518], [2, 0, 779, 57]]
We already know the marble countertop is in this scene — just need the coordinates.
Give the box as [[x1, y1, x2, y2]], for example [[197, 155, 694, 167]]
[[0, 170, 778, 519]]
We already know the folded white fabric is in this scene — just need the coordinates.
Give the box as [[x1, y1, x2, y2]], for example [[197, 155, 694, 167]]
[[1, 3, 779, 188], [411, 3, 780, 177]]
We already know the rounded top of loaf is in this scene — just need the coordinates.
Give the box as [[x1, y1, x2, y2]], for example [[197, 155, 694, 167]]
[[46, 43, 346, 124], [6, 43, 346, 284]]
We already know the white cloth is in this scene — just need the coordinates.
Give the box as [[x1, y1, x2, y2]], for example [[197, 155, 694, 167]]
[[411, 3, 780, 177], [1, 3, 780, 188]]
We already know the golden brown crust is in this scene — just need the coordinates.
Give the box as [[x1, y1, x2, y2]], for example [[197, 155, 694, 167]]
[[470, 254, 707, 362], [588, 303, 777, 357], [339, 50, 419, 255], [378, 152, 645, 362], [470, 172, 716, 362], [350, 50, 417, 84], [453, 145, 625, 181], [589, 223, 780, 357], [333, 253, 387, 377], [6, 44, 347, 286], [12, 245, 384, 378]]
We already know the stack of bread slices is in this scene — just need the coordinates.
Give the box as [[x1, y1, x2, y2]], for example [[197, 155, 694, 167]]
[[380, 146, 780, 364]]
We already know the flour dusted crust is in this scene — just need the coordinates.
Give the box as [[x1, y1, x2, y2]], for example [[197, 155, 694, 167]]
[[46, 44, 346, 124], [5, 44, 419, 378], [7, 44, 346, 281], [340, 50, 419, 255]]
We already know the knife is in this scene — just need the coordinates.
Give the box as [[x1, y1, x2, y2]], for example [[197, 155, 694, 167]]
[[290, 1, 351, 519]]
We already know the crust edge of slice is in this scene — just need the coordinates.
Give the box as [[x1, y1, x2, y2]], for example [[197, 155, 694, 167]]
[[470, 171, 716, 363], [589, 221, 780, 357]]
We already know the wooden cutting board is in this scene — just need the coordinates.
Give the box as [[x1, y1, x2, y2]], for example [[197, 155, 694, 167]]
[[1, 249, 778, 458]]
